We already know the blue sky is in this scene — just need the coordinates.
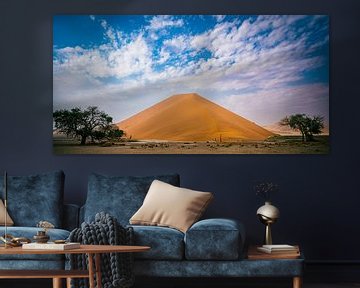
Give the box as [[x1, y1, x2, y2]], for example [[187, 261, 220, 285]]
[[53, 15, 329, 126]]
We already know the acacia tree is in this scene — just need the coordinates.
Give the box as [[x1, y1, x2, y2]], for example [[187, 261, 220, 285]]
[[280, 114, 324, 142], [53, 106, 124, 145], [91, 124, 125, 143]]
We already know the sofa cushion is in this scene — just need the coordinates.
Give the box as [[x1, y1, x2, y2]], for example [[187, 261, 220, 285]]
[[84, 173, 180, 225], [130, 180, 213, 233], [130, 225, 184, 260], [184, 218, 245, 260], [0, 227, 70, 261], [0, 199, 14, 226], [0, 171, 64, 227], [0, 260, 65, 270]]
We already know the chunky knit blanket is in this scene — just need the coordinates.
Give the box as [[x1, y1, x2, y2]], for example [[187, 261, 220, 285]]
[[68, 212, 134, 288]]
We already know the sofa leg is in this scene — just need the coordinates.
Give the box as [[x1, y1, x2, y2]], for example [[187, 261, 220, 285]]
[[53, 278, 62, 288], [293, 276, 302, 288]]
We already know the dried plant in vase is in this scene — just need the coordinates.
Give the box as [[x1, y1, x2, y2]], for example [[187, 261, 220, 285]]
[[254, 181, 279, 202], [254, 181, 280, 245]]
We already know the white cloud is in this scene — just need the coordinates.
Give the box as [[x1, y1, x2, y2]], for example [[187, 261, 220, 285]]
[[190, 33, 211, 51], [163, 35, 190, 53], [100, 19, 107, 29], [107, 33, 153, 78], [105, 27, 117, 46], [148, 15, 184, 31], [214, 15, 226, 22], [55, 32, 152, 81], [89, 15, 95, 21], [189, 20, 248, 60], [149, 31, 159, 40], [97, 18, 120, 48], [158, 48, 170, 64], [54, 46, 112, 78]]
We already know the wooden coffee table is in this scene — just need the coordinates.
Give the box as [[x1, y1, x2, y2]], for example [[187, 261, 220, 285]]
[[0, 244, 150, 288]]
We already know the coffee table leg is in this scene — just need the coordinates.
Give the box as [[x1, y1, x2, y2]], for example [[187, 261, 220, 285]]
[[52, 278, 62, 288], [88, 253, 95, 288], [95, 253, 102, 288], [66, 277, 72, 288], [293, 276, 302, 288]]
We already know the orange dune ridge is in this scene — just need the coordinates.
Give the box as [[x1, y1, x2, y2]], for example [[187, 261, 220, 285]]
[[116, 93, 274, 141]]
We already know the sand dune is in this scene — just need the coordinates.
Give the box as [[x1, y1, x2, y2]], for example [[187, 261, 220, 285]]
[[116, 93, 274, 141], [263, 123, 301, 136]]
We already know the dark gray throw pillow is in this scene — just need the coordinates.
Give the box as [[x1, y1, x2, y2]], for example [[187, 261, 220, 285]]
[[84, 173, 180, 225], [0, 171, 64, 227]]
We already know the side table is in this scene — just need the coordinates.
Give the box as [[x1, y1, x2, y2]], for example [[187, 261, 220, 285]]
[[0, 244, 150, 288], [247, 245, 303, 288]]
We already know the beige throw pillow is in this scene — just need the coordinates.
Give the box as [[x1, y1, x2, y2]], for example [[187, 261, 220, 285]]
[[130, 180, 213, 233], [0, 199, 14, 226]]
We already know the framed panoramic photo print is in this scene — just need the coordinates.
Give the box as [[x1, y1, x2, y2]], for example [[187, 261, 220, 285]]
[[53, 15, 329, 154]]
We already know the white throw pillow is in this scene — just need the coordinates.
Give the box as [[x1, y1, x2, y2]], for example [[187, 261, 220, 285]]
[[130, 180, 213, 233]]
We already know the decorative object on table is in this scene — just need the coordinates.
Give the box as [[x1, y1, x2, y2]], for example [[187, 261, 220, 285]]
[[248, 245, 300, 260], [69, 212, 134, 288], [34, 220, 55, 243], [254, 181, 280, 245], [54, 239, 66, 244], [33, 230, 50, 243], [0, 234, 31, 247]]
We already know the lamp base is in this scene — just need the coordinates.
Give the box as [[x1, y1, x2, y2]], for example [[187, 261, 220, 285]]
[[265, 223, 272, 245]]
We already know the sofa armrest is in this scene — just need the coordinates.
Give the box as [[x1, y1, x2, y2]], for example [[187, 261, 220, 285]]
[[63, 204, 80, 231], [184, 218, 245, 260]]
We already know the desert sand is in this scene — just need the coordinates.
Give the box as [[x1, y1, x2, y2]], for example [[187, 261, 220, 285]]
[[117, 93, 274, 141], [53, 136, 330, 154]]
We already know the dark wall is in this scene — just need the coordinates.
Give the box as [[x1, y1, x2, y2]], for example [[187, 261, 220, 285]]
[[0, 0, 359, 262]]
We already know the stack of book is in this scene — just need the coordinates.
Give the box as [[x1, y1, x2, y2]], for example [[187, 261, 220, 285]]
[[257, 244, 299, 254], [248, 244, 300, 259]]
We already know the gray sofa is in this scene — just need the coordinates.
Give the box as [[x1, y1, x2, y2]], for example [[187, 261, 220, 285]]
[[81, 173, 304, 282], [0, 171, 303, 286]]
